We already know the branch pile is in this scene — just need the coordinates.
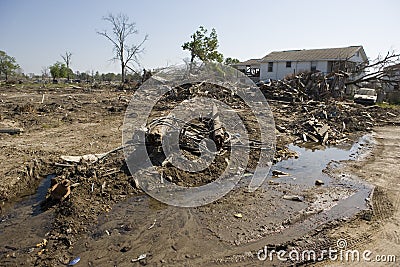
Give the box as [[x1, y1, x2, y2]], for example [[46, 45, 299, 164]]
[[260, 71, 349, 102]]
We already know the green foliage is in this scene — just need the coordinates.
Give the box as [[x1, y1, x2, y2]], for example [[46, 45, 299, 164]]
[[224, 57, 240, 65], [0, 50, 20, 80], [49, 62, 73, 80], [182, 26, 223, 64]]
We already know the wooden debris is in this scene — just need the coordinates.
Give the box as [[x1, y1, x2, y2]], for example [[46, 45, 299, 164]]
[[210, 104, 225, 149], [304, 132, 319, 143], [272, 170, 289, 177], [60, 146, 124, 163], [0, 128, 23, 134], [283, 195, 304, 202], [260, 71, 349, 102], [276, 125, 286, 132], [316, 124, 330, 137]]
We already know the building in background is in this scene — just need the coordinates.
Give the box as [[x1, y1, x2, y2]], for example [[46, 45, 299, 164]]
[[233, 46, 368, 82]]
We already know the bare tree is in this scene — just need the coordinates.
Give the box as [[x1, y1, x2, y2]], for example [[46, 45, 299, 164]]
[[41, 66, 49, 82], [61, 51, 72, 81], [346, 51, 400, 87], [97, 13, 148, 83]]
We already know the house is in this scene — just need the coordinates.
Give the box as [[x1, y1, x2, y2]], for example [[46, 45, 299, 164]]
[[233, 46, 368, 82], [232, 58, 260, 82]]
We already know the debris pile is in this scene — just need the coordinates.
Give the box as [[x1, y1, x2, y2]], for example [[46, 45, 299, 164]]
[[272, 100, 399, 145], [131, 81, 273, 186], [260, 71, 349, 102]]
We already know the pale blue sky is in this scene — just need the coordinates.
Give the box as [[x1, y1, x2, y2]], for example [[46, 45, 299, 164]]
[[1, 0, 399, 74]]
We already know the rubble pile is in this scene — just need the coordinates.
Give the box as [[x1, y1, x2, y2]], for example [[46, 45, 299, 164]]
[[272, 100, 400, 145], [260, 71, 349, 102]]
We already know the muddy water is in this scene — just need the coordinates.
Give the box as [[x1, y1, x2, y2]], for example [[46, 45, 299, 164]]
[[0, 137, 375, 265], [0, 175, 55, 265], [271, 134, 372, 186]]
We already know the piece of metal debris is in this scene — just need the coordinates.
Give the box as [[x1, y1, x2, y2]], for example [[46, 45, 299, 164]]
[[132, 253, 147, 262], [68, 256, 80, 266]]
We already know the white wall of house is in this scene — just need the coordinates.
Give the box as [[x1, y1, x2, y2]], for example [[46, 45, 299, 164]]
[[260, 60, 329, 80]]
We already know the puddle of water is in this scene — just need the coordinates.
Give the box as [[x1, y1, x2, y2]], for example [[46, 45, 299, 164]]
[[5, 174, 55, 217], [0, 175, 54, 262], [0, 175, 54, 234], [271, 135, 373, 186]]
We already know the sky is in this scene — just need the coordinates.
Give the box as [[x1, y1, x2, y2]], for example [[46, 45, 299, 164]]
[[0, 0, 399, 75]]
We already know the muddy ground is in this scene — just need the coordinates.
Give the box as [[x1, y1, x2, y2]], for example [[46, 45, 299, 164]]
[[0, 83, 399, 266]]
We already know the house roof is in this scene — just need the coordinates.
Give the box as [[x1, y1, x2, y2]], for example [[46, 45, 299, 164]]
[[260, 46, 365, 62], [232, 58, 261, 66]]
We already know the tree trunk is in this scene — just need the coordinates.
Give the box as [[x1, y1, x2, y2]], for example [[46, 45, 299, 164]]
[[121, 63, 125, 83], [189, 53, 195, 73]]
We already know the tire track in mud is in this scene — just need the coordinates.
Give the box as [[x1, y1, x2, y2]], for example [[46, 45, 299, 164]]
[[322, 126, 400, 267], [372, 186, 395, 222]]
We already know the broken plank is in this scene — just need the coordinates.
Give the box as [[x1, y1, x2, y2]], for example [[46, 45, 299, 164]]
[[304, 132, 319, 142], [316, 124, 330, 137], [210, 104, 225, 149], [0, 128, 24, 134]]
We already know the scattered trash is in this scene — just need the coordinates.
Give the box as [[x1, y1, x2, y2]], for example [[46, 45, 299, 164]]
[[68, 256, 81, 266], [315, 179, 325, 186], [283, 195, 304, 202], [272, 170, 289, 177], [268, 180, 279, 185], [50, 179, 71, 201], [101, 181, 106, 193], [36, 239, 48, 248], [131, 253, 147, 262], [234, 213, 243, 218], [148, 219, 157, 230]]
